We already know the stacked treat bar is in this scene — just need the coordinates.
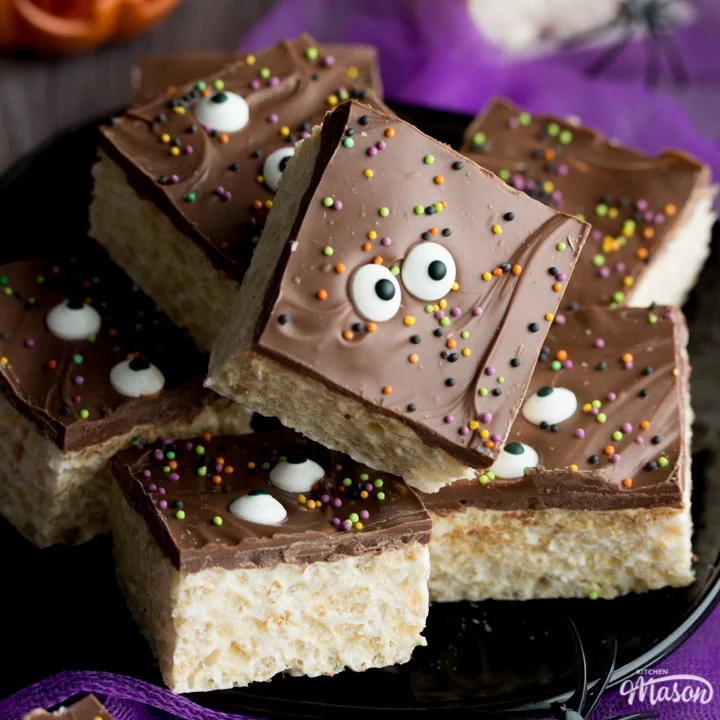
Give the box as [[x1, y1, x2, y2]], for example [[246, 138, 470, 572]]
[[4, 33, 715, 695]]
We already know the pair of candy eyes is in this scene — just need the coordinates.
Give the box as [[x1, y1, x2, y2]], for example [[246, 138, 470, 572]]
[[350, 243, 457, 322], [45, 302, 165, 399]]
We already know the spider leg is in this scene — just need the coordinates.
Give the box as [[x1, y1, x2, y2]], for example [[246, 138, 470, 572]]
[[644, 23, 662, 88], [562, 17, 624, 49], [586, 23, 635, 77], [656, 24, 690, 86], [602, 712, 660, 720], [582, 636, 618, 717], [563, 619, 588, 713]]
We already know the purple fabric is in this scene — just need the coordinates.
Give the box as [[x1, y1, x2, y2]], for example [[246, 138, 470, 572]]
[[240, 0, 720, 186]]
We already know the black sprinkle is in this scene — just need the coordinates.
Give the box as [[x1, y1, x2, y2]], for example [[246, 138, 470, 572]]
[[452, 161, 464, 170], [500, 262, 511, 273], [642, 366, 653, 375], [210, 130, 219, 138], [639, 389, 649, 398], [359, 115, 370, 125], [60, 405, 71, 416], [287, 134, 297, 143], [550, 424, 560, 433], [492, 388, 502, 396], [568, 301, 581, 312], [445, 378, 456, 387], [0, 332, 7, 341], [548, 266, 559, 277], [596, 361, 608, 371], [442, 228, 452, 237], [154, 113, 167, 123], [345, 128, 355, 137], [448, 353, 459, 363], [222, 485, 232, 493], [589, 455, 599, 465], [229, 162, 240, 171], [433, 329, 443, 337], [300, 122, 311, 132], [351, 323, 364, 333], [531, 149, 543, 159], [422, 232, 433, 241], [101, 407, 113, 418], [171, 137, 182, 147], [157, 176, 169, 185], [440, 351, 449, 359], [129, 357, 151, 371], [651, 435, 662, 445], [173, 500, 184, 509], [312, 73, 320, 81], [251, 149, 262, 158], [425, 205, 436, 215], [528, 322, 540, 333], [410, 335, 421, 344], [540, 421, 549, 430], [510, 358, 521, 367], [503, 211, 515, 221], [278, 314, 289, 325], [646, 461, 658, 471], [601, 194, 614, 206], [620, 196, 631, 207], [407, 403, 417, 412]]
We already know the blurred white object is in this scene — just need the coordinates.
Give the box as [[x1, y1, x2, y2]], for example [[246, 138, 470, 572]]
[[466, 0, 695, 55]]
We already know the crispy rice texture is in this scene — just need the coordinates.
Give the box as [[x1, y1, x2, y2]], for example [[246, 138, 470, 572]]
[[111, 483, 430, 693], [0, 394, 251, 548], [207, 125, 473, 493], [90, 151, 237, 352]]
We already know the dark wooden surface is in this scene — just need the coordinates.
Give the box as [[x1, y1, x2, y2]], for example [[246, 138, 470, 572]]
[[0, 0, 276, 173]]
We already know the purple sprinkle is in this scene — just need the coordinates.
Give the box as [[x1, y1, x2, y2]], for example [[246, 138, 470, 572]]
[[334, 464, 343, 472], [360, 509, 369, 520], [331, 517, 341, 527], [380, 237, 392, 247], [480, 412, 492, 423], [574, 429, 585, 439], [624, 361, 633, 370], [525, 178, 537, 190], [250, 79, 261, 90], [300, 131, 310, 139], [459, 427, 469, 436], [472, 307, 483, 316], [148, 483, 157, 492], [342, 519, 352, 531], [622, 422, 632, 432], [511, 175, 525, 190], [552, 190, 563, 203], [607, 392, 617, 401], [434, 310, 444, 319], [557, 164, 569, 176], [508, 117, 519, 129], [143, 470, 152, 478], [654, 213, 665, 224], [636, 436, 645, 444], [450, 307, 462, 317], [154, 450, 164, 461], [136, 444, 145, 451], [201, 124, 210, 132], [267, 113, 278, 124], [24, 338, 35, 348], [610, 454, 620, 464], [268, 76, 279, 87], [323, 55, 336, 67], [644, 210, 654, 222], [615, 262, 626, 273], [554, 314, 566, 326], [158, 500, 168, 509], [333, 200, 343, 211], [364, 483, 373, 492], [591, 230, 602, 241], [338, 86, 347, 94], [158, 487, 166, 495], [664, 310, 673, 320], [214, 186, 225, 195], [162, 438, 173, 445], [599, 267, 611, 279], [215, 464, 223, 473], [170, 174, 179, 184], [183, 145, 193, 155], [636, 199, 648, 211], [563, 360, 573, 369], [491, 433, 501, 443], [72, 395, 81, 404], [184, 441, 193, 451], [594, 338, 605, 348], [556, 272, 567, 282], [332, 498, 342, 508], [485, 366, 495, 376], [367, 147, 378, 157], [376, 140, 386, 150], [222, 191, 232, 201], [73, 376, 84, 386], [444, 415, 455, 424], [590, 407, 599, 416], [169, 473, 179, 481]]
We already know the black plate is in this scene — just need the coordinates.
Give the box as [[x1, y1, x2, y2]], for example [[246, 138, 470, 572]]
[[1, 103, 719, 719]]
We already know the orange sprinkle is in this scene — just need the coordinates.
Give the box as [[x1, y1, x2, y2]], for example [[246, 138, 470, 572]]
[[544, 148, 556, 160], [168, 461, 178, 470], [316, 289, 328, 300], [252, 200, 263, 210], [492, 267, 503, 277], [640, 420, 650, 430], [622, 478, 633, 488], [201, 88, 211, 97], [429, 227, 438, 236], [552, 282, 562, 292], [556, 349, 568, 362], [382, 385, 392, 395], [373, 256, 383, 264], [441, 200, 448, 208], [622, 352, 633, 363], [108, 328, 117, 337], [216, 457, 225, 466], [434, 175, 444, 185], [665, 203, 677, 216], [46, 359, 57, 370], [446, 339, 457, 349], [408, 353, 419, 364], [202, 432, 212, 442], [642, 227, 655, 240], [362, 242, 371, 252], [483, 440, 495, 448], [218, 133, 229, 144], [636, 248, 649, 260], [224, 466, 234, 475], [335, 263, 346, 274], [342, 330, 354, 341], [385, 128, 395, 138], [604, 445, 615, 456], [212, 475, 223, 485], [366, 322, 377, 333], [512, 264, 522, 275]]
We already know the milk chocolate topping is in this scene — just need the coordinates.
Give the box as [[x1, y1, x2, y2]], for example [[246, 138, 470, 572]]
[[113, 429, 431, 572], [25, 695, 113, 720], [100, 35, 383, 284], [423, 306, 688, 513], [0, 241, 215, 452], [256, 101, 589, 470], [461, 99, 711, 309]]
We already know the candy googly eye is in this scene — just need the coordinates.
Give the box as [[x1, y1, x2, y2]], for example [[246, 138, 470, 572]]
[[522, 386, 578, 426], [490, 442, 539, 479], [228, 489, 287, 525], [263, 147, 295, 192], [46, 299, 101, 341], [350, 264, 402, 322], [194, 91, 249, 133], [270, 454, 325, 492], [109, 358, 165, 398], [401, 242, 456, 301]]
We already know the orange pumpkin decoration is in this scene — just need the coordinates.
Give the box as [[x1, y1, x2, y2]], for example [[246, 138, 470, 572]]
[[0, 0, 181, 55]]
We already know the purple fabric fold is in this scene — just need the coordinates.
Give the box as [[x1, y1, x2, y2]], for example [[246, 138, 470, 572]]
[[240, 0, 720, 184]]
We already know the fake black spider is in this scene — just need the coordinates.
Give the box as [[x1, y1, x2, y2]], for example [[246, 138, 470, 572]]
[[563, 0, 690, 88]]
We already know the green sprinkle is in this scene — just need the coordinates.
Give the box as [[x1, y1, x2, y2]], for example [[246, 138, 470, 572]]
[[391, 266, 400, 275], [433, 202, 443, 213], [576, 213, 586, 222], [658, 456, 669, 468], [175, 510, 186, 520], [0, 276, 7, 285], [197, 466, 207, 477], [624, 219, 636, 230], [413, 205, 425, 215], [423, 154, 435, 164], [472, 132, 486, 145], [195, 445, 205, 455], [497, 376, 505, 384], [322, 246, 334, 256], [3, 288, 12, 295], [72, 354, 83, 365], [547, 123, 560, 137], [616, 237, 627, 247], [439, 317, 450, 327], [261, 462, 271, 471], [195, 81, 207, 91], [166, 451, 176, 460], [478, 474, 489, 485], [342, 137, 354, 148], [373, 479, 384, 488], [592, 254, 605, 267], [343, 478, 352, 487], [592, 400, 602, 408], [378, 207, 390, 217], [518, 112, 532, 126], [359, 473, 369, 481], [596, 413, 607, 424], [184, 192, 196, 203], [36, 275, 45, 284], [376, 491, 386, 501], [212, 516, 223, 526], [648, 314, 658, 324], [252, 236, 260, 245], [79, 409, 89, 419], [556, 242, 566, 251], [461, 331, 470, 339], [478, 388, 488, 397], [486, 472, 495, 480], [278, 456, 287, 463], [322, 196, 333, 207], [339, 89, 350, 101], [559, 129, 573, 144], [498, 169, 511, 181], [213, 79, 225, 90], [163, 466, 170, 474], [348, 513, 359, 523], [259, 68, 271, 79], [588, 590, 600, 600], [612, 431, 623, 441], [551, 360, 562, 371], [425, 304, 434, 313], [305, 46, 319, 60], [612, 291, 625, 304], [595, 203, 608, 217]]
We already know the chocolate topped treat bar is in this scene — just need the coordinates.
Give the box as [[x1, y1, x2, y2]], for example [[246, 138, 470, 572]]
[[91, 35, 384, 350], [424, 306, 693, 600], [461, 98, 715, 309], [208, 100, 589, 492], [111, 429, 431, 692], [0, 240, 251, 548], [25, 695, 113, 720]]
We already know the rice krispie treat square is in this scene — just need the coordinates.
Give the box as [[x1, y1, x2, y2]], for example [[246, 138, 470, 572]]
[[92, 34, 384, 350], [424, 305, 693, 600], [461, 98, 716, 309], [111, 428, 431, 692], [24, 694, 113, 720], [0, 241, 250, 548], [208, 100, 589, 492]]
